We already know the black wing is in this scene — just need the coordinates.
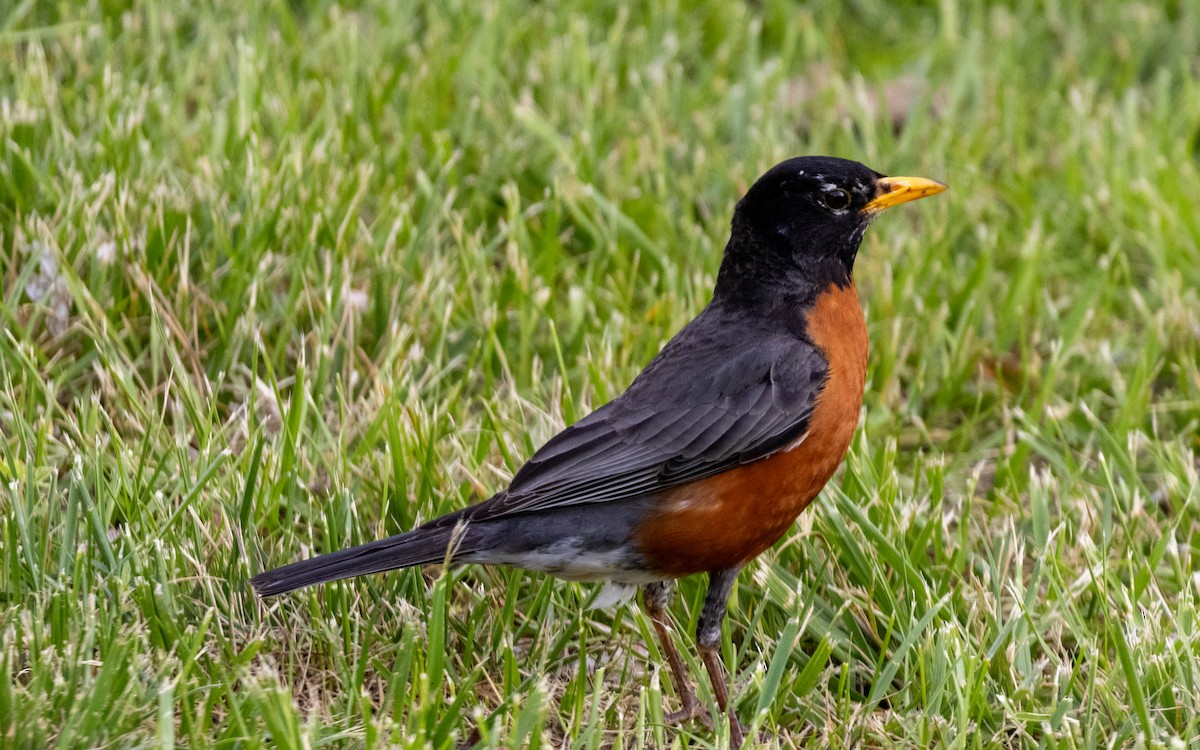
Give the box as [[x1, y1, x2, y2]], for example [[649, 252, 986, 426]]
[[468, 309, 828, 521]]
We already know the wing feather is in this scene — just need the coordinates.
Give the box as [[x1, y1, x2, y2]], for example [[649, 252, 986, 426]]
[[469, 313, 829, 522]]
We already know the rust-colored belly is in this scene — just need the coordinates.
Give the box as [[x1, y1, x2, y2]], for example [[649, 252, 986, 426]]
[[636, 282, 868, 576]]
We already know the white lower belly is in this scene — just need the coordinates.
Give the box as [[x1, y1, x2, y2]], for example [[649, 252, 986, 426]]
[[476, 538, 662, 585]]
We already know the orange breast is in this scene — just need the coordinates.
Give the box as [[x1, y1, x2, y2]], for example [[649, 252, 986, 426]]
[[635, 282, 868, 576]]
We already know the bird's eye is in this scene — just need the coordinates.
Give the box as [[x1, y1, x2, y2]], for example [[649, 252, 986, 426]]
[[820, 189, 851, 211]]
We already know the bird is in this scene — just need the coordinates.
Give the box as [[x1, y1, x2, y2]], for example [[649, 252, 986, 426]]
[[251, 156, 946, 747]]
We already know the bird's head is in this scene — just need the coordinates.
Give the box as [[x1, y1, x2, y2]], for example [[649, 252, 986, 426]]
[[723, 156, 946, 294]]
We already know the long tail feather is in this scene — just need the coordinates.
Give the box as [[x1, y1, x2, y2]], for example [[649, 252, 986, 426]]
[[250, 525, 463, 597]]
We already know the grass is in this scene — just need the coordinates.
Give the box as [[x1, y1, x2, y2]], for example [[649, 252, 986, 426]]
[[2, 0, 1200, 747]]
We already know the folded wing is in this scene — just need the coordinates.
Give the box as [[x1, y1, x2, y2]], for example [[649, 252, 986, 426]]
[[469, 318, 829, 521]]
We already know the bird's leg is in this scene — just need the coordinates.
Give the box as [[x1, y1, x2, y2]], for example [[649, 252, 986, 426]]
[[697, 568, 748, 748], [641, 581, 709, 727]]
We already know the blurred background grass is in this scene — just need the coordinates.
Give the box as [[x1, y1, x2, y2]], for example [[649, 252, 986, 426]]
[[2, 0, 1199, 747]]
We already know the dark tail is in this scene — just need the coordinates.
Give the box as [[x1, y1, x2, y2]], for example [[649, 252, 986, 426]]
[[250, 523, 466, 597]]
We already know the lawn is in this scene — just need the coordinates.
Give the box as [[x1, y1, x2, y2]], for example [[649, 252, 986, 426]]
[[2, 0, 1200, 747]]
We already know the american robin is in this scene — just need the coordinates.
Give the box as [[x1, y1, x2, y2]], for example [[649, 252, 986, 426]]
[[252, 156, 946, 746]]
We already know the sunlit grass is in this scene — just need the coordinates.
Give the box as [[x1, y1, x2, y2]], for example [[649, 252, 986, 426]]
[[2, 0, 1199, 747]]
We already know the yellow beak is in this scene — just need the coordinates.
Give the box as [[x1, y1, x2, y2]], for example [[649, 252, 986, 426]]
[[864, 176, 948, 214]]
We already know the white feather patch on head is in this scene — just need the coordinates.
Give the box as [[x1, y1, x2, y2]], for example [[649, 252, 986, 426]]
[[588, 582, 638, 610]]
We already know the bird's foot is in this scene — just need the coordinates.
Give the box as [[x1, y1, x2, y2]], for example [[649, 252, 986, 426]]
[[663, 694, 713, 730], [728, 714, 749, 748]]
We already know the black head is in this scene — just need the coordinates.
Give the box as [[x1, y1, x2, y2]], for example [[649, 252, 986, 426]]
[[716, 156, 945, 298]]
